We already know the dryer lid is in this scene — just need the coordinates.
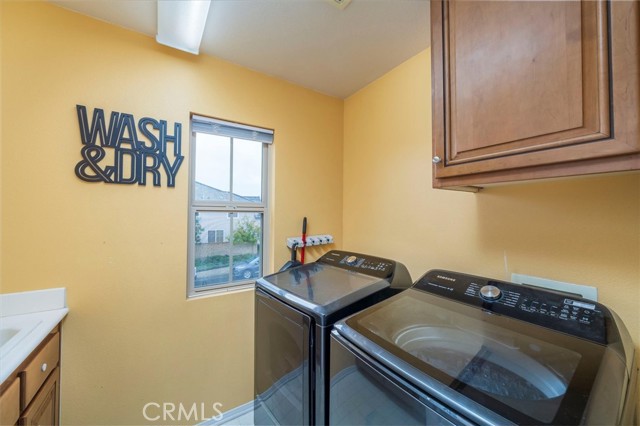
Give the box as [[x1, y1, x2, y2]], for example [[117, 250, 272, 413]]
[[257, 262, 389, 324]]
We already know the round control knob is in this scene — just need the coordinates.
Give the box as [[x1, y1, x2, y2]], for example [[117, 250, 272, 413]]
[[345, 255, 358, 265], [479, 285, 502, 301]]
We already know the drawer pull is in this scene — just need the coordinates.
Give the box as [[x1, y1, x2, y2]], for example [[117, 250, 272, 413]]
[[41, 363, 47, 373]]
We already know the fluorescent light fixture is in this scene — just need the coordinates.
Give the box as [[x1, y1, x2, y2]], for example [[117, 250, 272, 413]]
[[156, 0, 212, 55]]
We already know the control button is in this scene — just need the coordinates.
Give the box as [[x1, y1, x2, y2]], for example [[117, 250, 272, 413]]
[[479, 285, 502, 301], [345, 255, 358, 266]]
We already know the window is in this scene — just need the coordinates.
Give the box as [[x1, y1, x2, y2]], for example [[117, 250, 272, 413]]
[[207, 229, 224, 244], [188, 115, 272, 296]]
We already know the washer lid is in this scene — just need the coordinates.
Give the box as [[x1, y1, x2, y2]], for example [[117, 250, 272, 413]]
[[257, 262, 389, 324], [336, 288, 609, 426]]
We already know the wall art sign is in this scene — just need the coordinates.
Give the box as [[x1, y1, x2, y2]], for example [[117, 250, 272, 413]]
[[74, 105, 184, 187]]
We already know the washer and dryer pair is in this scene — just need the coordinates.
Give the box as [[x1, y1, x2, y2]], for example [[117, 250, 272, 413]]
[[254, 250, 637, 425]]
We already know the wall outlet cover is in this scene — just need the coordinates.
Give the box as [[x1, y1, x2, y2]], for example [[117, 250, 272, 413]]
[[510, 273, 598, 302]]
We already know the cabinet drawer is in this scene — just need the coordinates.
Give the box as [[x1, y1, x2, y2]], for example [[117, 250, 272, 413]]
[[20, 333, 60, 410], [0, 376, 21, 426], [20, 367, 59, 426]]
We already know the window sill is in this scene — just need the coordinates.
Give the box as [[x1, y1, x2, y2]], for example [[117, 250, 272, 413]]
[[187, 282, 255, 300]]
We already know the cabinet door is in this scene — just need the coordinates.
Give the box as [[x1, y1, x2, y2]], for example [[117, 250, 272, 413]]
[[20, 368, 59, 426], [431, 0, 640, 188], [0, 377, 21, 426]]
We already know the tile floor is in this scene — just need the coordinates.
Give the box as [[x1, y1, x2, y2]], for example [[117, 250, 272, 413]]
[[200, 400, 275, 426]]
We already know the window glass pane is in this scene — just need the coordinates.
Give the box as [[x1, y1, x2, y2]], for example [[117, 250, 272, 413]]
[[232, 138, 263, 203], [194, 211, 263, 288], [231, 212, 263, 281], [194, 211, 231, 288], [195, 133, 231, 201]]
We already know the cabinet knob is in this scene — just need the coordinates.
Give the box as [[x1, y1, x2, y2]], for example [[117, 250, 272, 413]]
[[41, 363, 47, 373], [432, 156, 442, 164]]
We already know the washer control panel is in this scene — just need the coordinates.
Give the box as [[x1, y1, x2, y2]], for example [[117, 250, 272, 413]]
[[318, 250, 395, 279], [414, 269, 609, 344]]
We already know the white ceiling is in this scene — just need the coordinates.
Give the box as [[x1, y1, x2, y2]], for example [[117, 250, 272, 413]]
[[49, 0, 430, 99]]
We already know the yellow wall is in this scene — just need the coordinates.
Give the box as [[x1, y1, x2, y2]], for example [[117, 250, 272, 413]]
[[344, 49, 640, 354], [0, 2, 342, 424]]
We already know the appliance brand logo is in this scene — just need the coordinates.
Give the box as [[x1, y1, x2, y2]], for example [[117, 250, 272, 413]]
[[74, 105, 184, 187], [436, 275, 456, 282]]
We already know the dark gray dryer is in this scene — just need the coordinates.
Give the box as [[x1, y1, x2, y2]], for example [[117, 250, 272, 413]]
[[254, 250, 411, 425]]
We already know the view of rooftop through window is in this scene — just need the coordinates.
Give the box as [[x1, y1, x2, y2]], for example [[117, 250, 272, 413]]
[[195, 133, 263, 203]]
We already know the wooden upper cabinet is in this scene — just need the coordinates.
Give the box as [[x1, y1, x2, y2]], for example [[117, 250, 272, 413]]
[[431, 0, 640, 190]]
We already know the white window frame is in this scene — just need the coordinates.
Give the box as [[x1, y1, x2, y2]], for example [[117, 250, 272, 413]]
[[187, 114, 272, 297]]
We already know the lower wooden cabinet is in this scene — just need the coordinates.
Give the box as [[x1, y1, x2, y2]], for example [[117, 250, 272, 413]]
[[0, 329, 61, 426], [20, 368, 59, 426], [0, 377, 21, 426]]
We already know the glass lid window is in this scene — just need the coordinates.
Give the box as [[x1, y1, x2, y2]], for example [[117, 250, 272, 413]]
[[348, 289, 603, 424]]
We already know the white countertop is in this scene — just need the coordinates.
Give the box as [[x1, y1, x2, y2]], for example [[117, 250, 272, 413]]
[[0, 288, 68, 384]]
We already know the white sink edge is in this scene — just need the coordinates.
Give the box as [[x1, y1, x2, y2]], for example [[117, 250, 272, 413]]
[[0, 309, 68, 384], [0, 288, 69, 384], [0, 318, 44, 358]]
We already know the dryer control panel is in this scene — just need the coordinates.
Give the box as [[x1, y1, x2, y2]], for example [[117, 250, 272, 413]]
[[414, 269, 611, 345], [318, 250, 395, 279]]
